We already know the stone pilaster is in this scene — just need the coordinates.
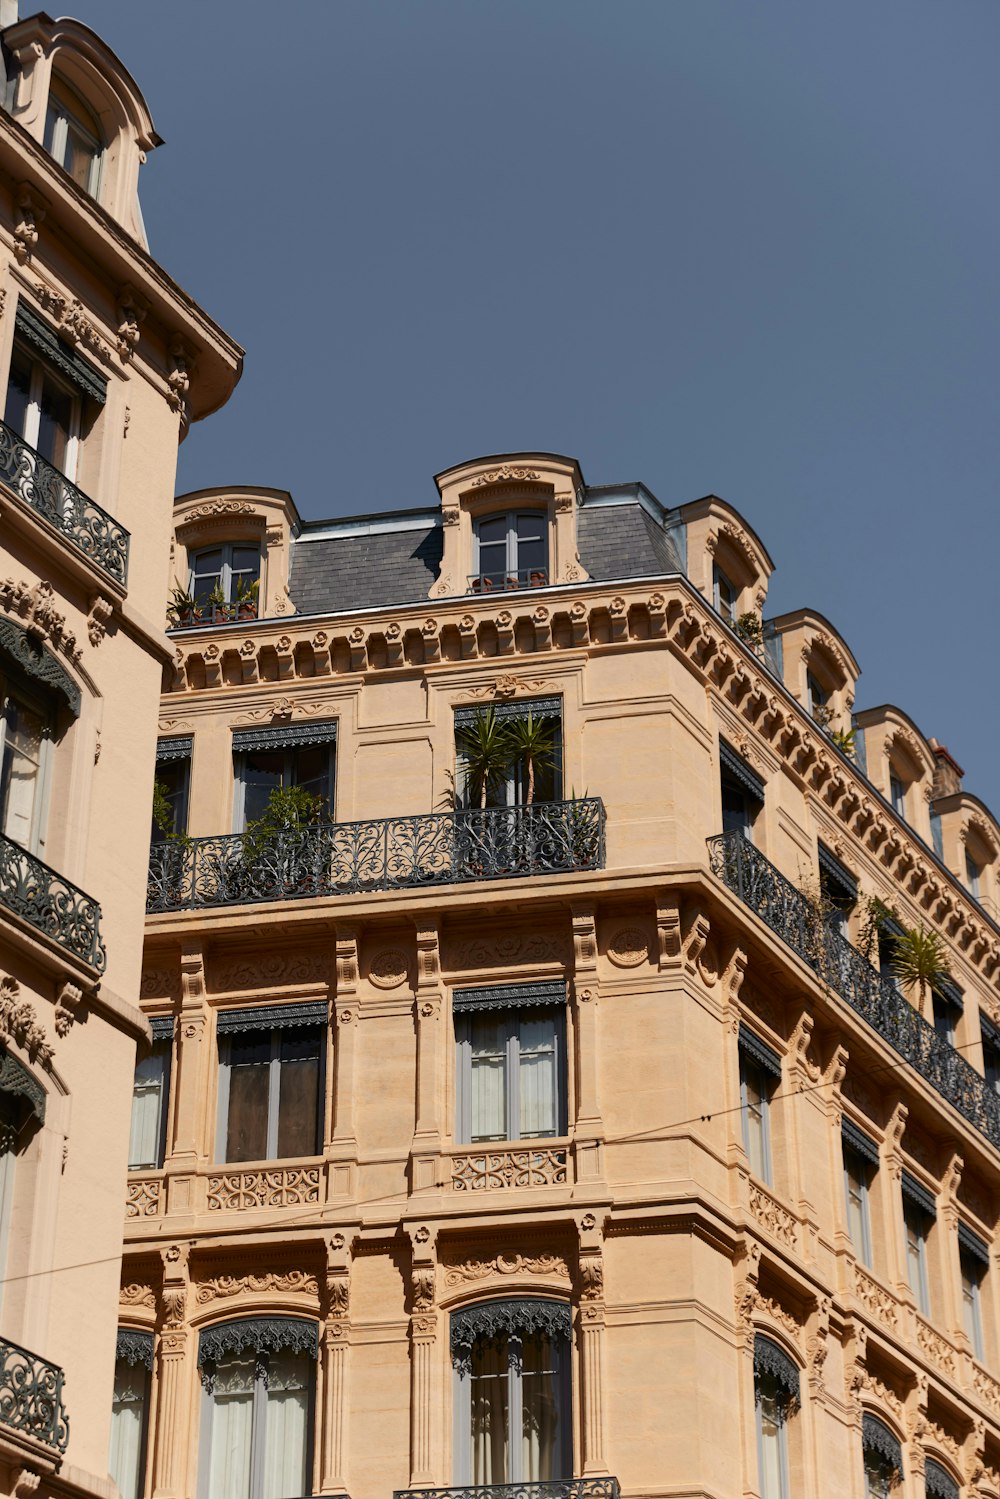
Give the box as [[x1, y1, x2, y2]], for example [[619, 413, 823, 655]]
[[411, 920, 444, 1191], [407, 1223, 438, 1485], [320, 1231, 352, 1494], [577, 1213, 608, 1475], [570, 904, 604, 1188], [882, 1100, 910, 1297], [939, 1147, 966, 1345], [330, 926, 360, 1199], [152, 1243, 190, 1498], [167, 943, 209, 1209]]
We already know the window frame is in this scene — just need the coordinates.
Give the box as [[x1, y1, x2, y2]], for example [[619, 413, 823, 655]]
[[152, 739, 191, 844], [861, 1415, 902, 1497], [455, 1004, 567, 1146], [471, 509, 549, 592], [44, 79, 103, 198], [231, 724, 337, 833], [188, 541, 262, 608], [128, 1022, 172, 1171], [889, 773, 906, 818], [901, 1173, 935, 1317], [843, 1142, 873, 1267], [5, 337, 83, 481], [719, 739, 765, 843], [738, 1028, 780, 1187], [960, 1247, 985, 1360], [0, 669, 55, 856], [713, 562, 738, 624], [109, 1330, 153, 1499], [753, 1336, 799, 1499], [215, 1009, 327, 1166], [454, 698, 563, 810]]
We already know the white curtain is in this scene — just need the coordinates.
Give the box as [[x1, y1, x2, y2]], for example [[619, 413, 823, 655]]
[[471, 1019, 507, 1141], [756, 1388, 786, 1499], [520, 1335, 558, 1481], [471, 1339, 509, 1484], [128, 1054, 164, 1169], [1, 699, 43, 847], [262, 1353, 310, 1499], [518, 1019, 556, 1138], [209, 1356, 255, 1499], [109, 1361, 146, 1499]]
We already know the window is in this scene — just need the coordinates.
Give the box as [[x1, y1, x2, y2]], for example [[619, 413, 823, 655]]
[[472, 511, 548, 592], [842, 1121, 877, 1267], [982, 1017, 1000, 1094], [889, 774, 906, 818], [454, 984, 566, 1145], [958, 1224, 989, 1361], [901, 1172, 934, 1316], [198, 1318, 316, 1499], [5, 337, 83, 479], [44, 78, 102, 197], [817, 843, 857, 939], [713, 564, 737, 624], [876, 916, 904, 986], [931, 983, 962, 1047], [925, 1460, 960, 1499], [0, 671, 52, 854], [719, 739, 764, 841], [109, 1331, 153, 1499], [232, 723, 337, 831], [216, 1005, 325, 1164], [862, 1414, 902, 1497], [806, 671, 829, 722], [454, 699, 562, 810], [451, 1300, 571, 1484], [189, 543, 261, 615], [152, 738, 191, 843], [739, 1026, 780, 1186], [966, 849, 982, 899], [128, 1020, 172, 1170], [754, 1336, 798, 1499]]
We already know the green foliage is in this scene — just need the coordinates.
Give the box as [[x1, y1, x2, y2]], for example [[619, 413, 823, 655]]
[[858, 894, 899, 965], [166, 578, 197, 626], [152, 778, 175, 838], [505, 711, 558, 806], [735, 612, 763, 649], [830, 726, 856, 758], [456, 708, 516, 810], [890, 924, 952, 1003]]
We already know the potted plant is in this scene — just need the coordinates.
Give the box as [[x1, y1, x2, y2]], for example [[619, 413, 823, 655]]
[[166, 580, 200, 628], [238, 784, 328, 899], [830, 725, 857, 758], [735, 612, 763, 652], [505, 710, 557, 807], [890, 924, 952, 1013], [234, 575, 260, 621], [455, 708, 513, 810]]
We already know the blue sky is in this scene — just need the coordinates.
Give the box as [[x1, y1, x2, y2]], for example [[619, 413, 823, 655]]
[[81, 1, 1000, 812]]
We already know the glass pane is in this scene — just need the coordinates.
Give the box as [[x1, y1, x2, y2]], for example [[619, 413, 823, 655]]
[[209, 1354, 255, 1499], [241, 751, 284, 826], [292, 745, 331, 808], [519, 1016, 558, 1138], [262, 1352, 310, 1499], [231, 544, 261, 578], [152, 759, 189, 843], [35, 372, 73, 472], [471, 1335, 509, 1483], [721, 781, 752, 838], [521, 1333, 561, 1481], [129, 1042, 169, 1169], [191, 549, 224, 604], [276, 1029, 321, 1158], [757, 1378, 786, 1499], [64, 122, 98, 191], [477, 515, 510, 585], [1, 694, 44, 848], [4, 347, 32, 440], [742, 1064, 768, 1181], [470, 1017, 507, 1142], [43, 103, 59, 156], [109, 1358, 147, 1499], [514, 514, 547, 578], [225, 1036, 270, 1162]]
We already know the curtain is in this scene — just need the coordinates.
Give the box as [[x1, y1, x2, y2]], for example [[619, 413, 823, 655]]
[[471, 1019, 507, 1142], [1, 697, 43, 847], [518, 1018, 557, 1138], [129, 1052, 164, 1168], [225, 1037, 271, 1162], [756, 1380, 786, 1499], [276, 1032, 321, 1159], [209, 1355, 255, 1499], [521, 1334, 559, 1481], [109, 1359, 147, 1499], [471, 1337, 509, 1484], [262, 1353, 310, 1499]]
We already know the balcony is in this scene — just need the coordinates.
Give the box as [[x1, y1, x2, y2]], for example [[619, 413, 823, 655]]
[[147, 798, 606, 913], [0, 417, 129, 587], [0, 832, 106, 972], [168, 600, 259, 628], [0, 1336, 69, 1453], [707, 832, 1000, 1152], [396, 1482, 620, 1499], [468, 569, 549, 593]]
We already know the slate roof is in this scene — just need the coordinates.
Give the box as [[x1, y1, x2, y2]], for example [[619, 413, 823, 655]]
[[285, 496, 683, 616]]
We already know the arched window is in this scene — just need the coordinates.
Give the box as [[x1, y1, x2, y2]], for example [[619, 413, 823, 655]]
[[753, 1334, 799, 1499], [862, 1413, 902, 1497], [472, 512, 548, 592], [109, 1329, 153, 1499], [197, 1317, 318, 1499], [451, 1299, 571, 1484], [925, 1458, 960, 1499], [44, 75, 103, 197]]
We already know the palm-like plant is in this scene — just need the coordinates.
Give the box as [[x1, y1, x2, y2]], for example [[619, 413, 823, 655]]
[[890, 924, 951, 1007], [455, 708, 513, 809], [505, 710, 558, 806]]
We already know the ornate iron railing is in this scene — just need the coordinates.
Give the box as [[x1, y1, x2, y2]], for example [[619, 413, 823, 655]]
[[0, 832, 105, 971], [396, 1483, 620, 1499], [0, 417, 129, 586], [468, 569, 549, 593], [707, 832, 1000, 1152], [0, 1336, 69, 1452], [169, 600, 259, 628], [148, 798, 606, 913]]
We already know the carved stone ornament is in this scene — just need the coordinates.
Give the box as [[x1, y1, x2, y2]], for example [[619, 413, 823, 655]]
[[196, 1270, 319, 1304], [412, 1267, 435, 1313], [116, 1329, 154, 1369], [368, 949, 408, 989], [447, 931, 566, 969], [13, 183, 45, 265], [470, 465, 541, 487], [120, 1282, 156, 1310], [0, 578, 81, 665], [115, 283, 148, 361], [607, 928, 649, 968], [0, 975, 53, 1067], [182, 500, 259, 523], [213, 952, 328, 991], [449, 1298, 571, 1373], [167, 337, 192, 417], [444, 1253, 569, 1286], [87, 596, 113, 648]]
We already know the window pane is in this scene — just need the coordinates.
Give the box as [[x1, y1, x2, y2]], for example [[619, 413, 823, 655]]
[[4, 347, 32, 440], [262, 1352, 310, 1499], [518, 1016, 558, 1138], [757, 1377, 786, 1499], [904, 1207, 928, 1313], [961, 1253, 984, 1358], [64, 122, 98, 191], [110, 1357, 148, 1499], [276, 1029, 321, 1158], [292, 745, 332, 807], [152, 759, 189, 843], [470, 1017, 507, 1142], [742, 1062, 769, 1181], [209, 1355, 255, 1499], [1, 694, 44, 848], [129, 1041, 169, 1169], [514, 514, 547, 577], [844, 1150, 869, 1263], [35, 372, 73, 472], [521, 1332, 561, 1481], [191, 549, 224, 604], [231, 545, 261, 578], [225, 1035, 271, 1162], [722, 781, 752, 838], [241, 751, 284, 826], [471, 1335, 509, 1483]]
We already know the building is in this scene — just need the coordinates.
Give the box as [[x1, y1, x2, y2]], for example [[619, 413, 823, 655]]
[[0, 8, 240, 1498], [122, 451, 1000, 1499]]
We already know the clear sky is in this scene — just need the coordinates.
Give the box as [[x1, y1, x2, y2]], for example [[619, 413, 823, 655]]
[[78, 1, 1000, 813]]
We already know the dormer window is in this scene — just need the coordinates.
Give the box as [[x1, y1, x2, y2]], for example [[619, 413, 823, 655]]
[[44, 78, 102, 198], [176, 543, 261, 625], [806, 671, 831, 725], [713, 564, 737, 624], [471, 511, 547, 593], [890, 773, 907, 818], [966, 849, 982, 899]]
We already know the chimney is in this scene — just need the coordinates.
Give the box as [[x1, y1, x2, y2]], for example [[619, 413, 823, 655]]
[[928, 738, 964, 799]]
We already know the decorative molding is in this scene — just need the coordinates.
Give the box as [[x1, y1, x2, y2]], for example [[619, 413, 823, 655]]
[[86, 595, 113, 648], [748, 1181, 798, 1248], [120, 1282, 156, 1310], [31, 284, 107, 365], [453, 980, 565, 1014], [125, 1176, 163, 1219], [197, 1316, 319, 1369], [196, 1271, 319, 1304], [449, 1298, 570, 1372], [443, 1253, 569, 1287], [446, 931, 567, 969], [207, 1166, 321, 1211], [367, 949, 409, 989], [213, 952, 328, 991], [0, 975, 52, 1067], [607, 927, 649, 968], [451, 1144, 567, 1191], [115, 284, 147, 361], [13, 182, 46, 264], [0, 578, 81, 666], [470, 465, 542, 487]]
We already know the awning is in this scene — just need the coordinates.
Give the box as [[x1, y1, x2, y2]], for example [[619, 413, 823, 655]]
[[216, 1001, 328, 1036], [842, 1117, 879, 1167], [453, 981, 566, 1015], [818, 842, 858, 904], [720, 739, 765, 803], [15, 302, 107, 405], [738, 1023, 782, 1081], [232, 720, 337, 753], [901, 1170, 936, 1219]]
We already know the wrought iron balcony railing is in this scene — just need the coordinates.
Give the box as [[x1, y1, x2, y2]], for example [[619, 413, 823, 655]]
[[396, 1481, 620, 1499], [468, 569, 549, 593], [0, 1336, 69, 1452], [0, 417, 129, 587], [148, 798, 606, 913], [707, 832, 1000, 1152], [0, 832, 105, 971], [168, 600, 259, 628]]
